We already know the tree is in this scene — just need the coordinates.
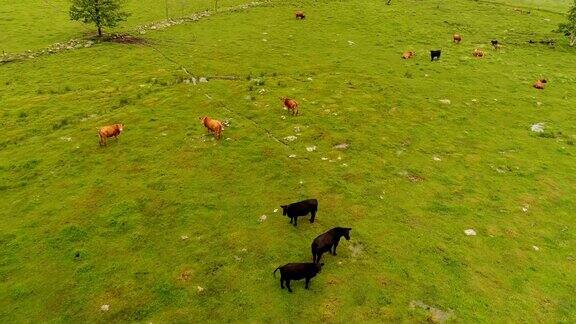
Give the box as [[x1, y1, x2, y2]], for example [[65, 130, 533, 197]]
[[70, 0, 130, 37], [557, 0, 576, 46]]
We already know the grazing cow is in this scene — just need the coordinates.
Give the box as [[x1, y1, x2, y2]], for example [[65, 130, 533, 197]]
[[453, 34, 462, 43], [311, 227, 352, 263], [472, 48, 484, 58], [533, 79, 547, 90], [491, 40, 500, 49], [98, 124, 124, 146], [200, 116, 223, 139], [430, 50, 441, 61], [281, 97, 299, 115], [295, 11, 306, 19], [274, 262, 323, 292], [402, 51, 415, 59], [280, 199, 318, 227]]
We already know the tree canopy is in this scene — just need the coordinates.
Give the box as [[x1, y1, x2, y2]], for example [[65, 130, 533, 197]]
[[557, 0, 576, 46], [70, 0, 130, 36]]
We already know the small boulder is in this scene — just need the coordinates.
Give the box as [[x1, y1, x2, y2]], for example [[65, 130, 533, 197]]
[[464, 229, 477, 236]]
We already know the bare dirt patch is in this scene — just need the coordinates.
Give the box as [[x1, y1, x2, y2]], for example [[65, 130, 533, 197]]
[[410, 300, 454, 323]]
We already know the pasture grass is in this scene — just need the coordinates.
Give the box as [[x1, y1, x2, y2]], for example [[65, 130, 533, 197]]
[[1, 0, 576, 322]]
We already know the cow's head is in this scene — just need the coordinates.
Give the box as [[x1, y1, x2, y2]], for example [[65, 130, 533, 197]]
[[199, 116, 207, 124], [343, 227, 352, 240], [540, 79, 547, 83], [280, 205, 288, 216]]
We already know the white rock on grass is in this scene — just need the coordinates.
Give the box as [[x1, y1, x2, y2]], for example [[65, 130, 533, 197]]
[[100, 305, 110, 312], [197, 286, 205, 293], [432, 155, 442, 161], [531, 123, 545, 133], [284, 136, 297, 142], [532, 245, 540, 251], [181, 235, 189, 240], [464, 229, 477, 236], [306, 146, 317, 152], [333, 143, 349, 150], [259, 215, 267, 222], [288, 154, 297, 158], [273, 209, 278, 213], [439, 99, 451, 105]]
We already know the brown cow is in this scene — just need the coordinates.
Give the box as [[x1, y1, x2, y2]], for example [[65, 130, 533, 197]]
[[473, 49, 484, 58], [295, 11, 306, 19], [453, 34, 462, 43], [533, 79, 547, 90], [98, 124, 124, 146], [200, 116, 223, 139], [402, 51, 415, 59], [282, 97, 299, 115]]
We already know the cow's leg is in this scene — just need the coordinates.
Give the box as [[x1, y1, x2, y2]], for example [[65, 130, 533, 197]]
[[333, 242, 339, 255], [286, 280, 292, 293], [310, 210, 316, 223], [289, 217, 293, 224], [280, 277, 285, 289], [305, 278, 310, 289], [316, 252, 323, 263], [293, 217, 297, 227]]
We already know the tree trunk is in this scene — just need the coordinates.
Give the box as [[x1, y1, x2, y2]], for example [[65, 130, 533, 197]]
[[95, 0, 102, 37]]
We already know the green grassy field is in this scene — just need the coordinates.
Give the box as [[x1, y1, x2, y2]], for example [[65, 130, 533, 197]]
[[1, 0, 576, 322], [0, 0, 250, 52]]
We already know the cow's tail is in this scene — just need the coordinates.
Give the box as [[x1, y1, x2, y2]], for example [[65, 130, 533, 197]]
[[273, 267, 281, 277]]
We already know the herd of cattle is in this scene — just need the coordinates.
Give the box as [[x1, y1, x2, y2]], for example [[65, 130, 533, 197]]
[[275, 199, 352, 292], [97, 13, 550, 145], [403, 34, 499, 61], [92, 10, 551, 293]]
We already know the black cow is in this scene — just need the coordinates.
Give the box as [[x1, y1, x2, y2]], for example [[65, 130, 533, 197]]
[[280, 199, 318, 227], [430, 50, 441, 61], [311, 227, 352, 263], [274, 262, 323, 292]]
